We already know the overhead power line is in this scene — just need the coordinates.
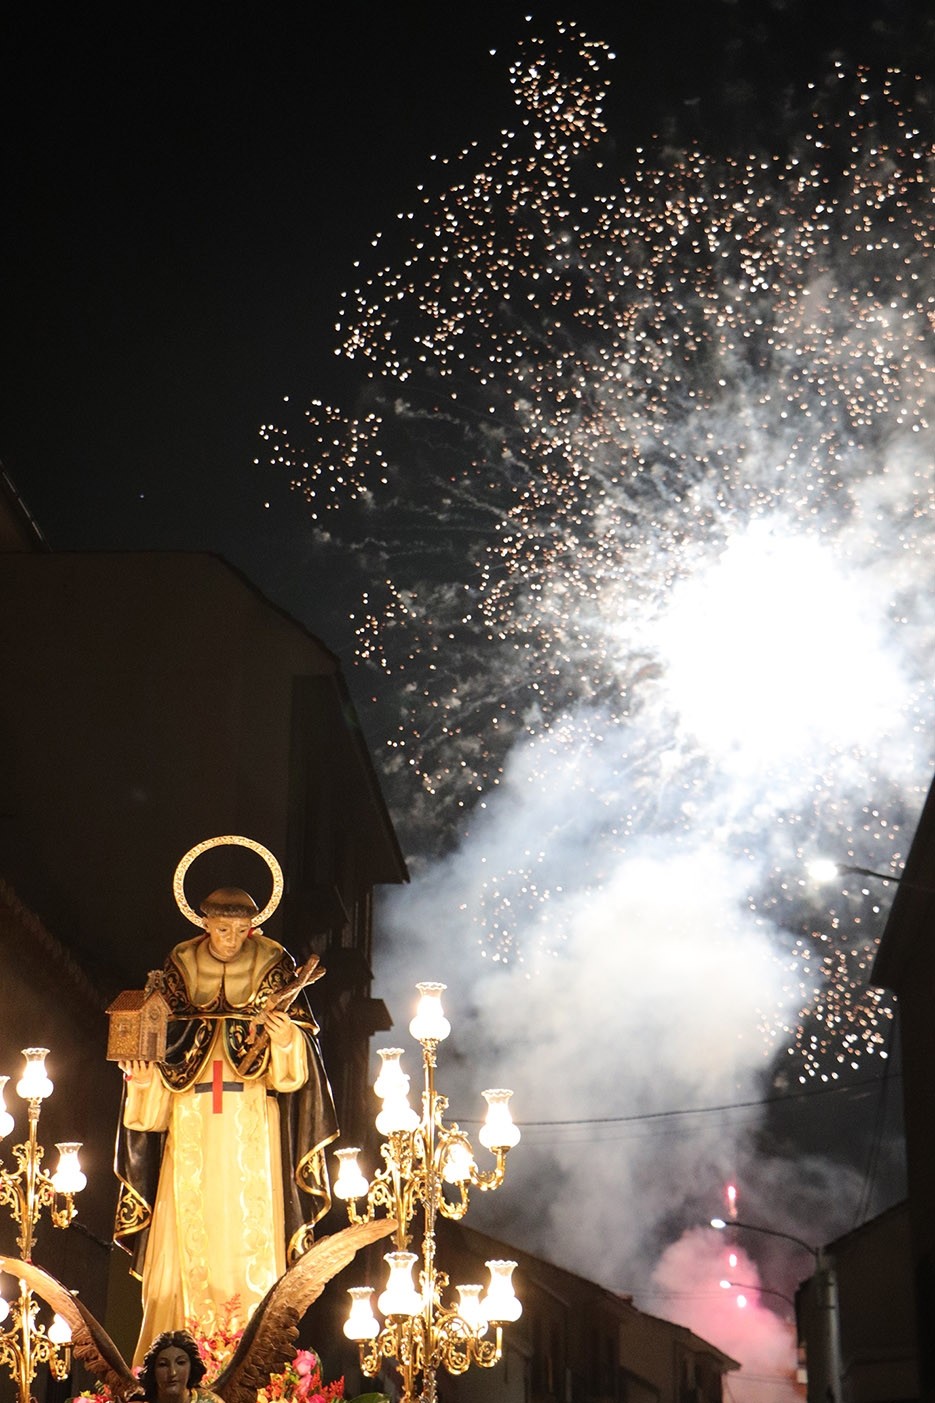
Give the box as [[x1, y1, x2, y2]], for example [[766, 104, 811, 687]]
[[460, 1070, 898, 1131]]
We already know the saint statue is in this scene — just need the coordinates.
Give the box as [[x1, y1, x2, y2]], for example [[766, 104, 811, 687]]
[[114, 861, 338, 1366]]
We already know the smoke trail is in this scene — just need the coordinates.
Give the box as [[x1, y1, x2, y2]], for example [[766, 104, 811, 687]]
[[266, 20, 933, 1387], [651, 1233, 801, 1403]]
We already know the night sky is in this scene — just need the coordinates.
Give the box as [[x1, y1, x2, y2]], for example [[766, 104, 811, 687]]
[[4, 5, 934, 1398], [3, 2, 923, 631]]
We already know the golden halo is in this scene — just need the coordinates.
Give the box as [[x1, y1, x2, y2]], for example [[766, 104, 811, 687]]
[[173, 836, 284, 928]]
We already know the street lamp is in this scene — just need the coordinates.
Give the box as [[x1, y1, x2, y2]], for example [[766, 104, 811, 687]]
[[0, 1048, 86, 1403], [335, 982, 521, 1403], [808, 859, 905, 886], [710, 1216, 841, 1403], [808, 859, 935, 910], [806, 859, 935, 896], [710, 1217, 816, 1256]]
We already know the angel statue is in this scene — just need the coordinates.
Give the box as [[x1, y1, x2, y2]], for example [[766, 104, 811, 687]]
[[113, 837, 339, 1365], [0, 1219, 393, 1403], [138, 1331, 223, 1403]]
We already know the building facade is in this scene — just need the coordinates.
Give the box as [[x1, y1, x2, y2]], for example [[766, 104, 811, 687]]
[[797, 1202, 918, 1403], [0, 519, 408, 1375], [871, 769, 935, 1403]]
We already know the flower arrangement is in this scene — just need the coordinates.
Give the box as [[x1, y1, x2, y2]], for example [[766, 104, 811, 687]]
[[258, 1347, 343, 1403], [190, 1296, 245, 1382], [189, 1299, 387, 1403], [71, 1298, 388, 1403]]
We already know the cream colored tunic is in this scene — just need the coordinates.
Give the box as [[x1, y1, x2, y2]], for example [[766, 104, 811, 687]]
[[123, 938, 308, 1364]]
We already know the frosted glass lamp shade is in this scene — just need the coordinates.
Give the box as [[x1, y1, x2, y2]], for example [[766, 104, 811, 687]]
[[482, 1260, 522, 1322], [333, 1148, 370, 1200], [478, 1089, 519, 1149], [17, 1048, 53, 1101], [52, 1144, 86, 1195], [442, 1138, 475, 1184], [378, 1251, 422, 1318], [409, 982, 451, 1043], [344, 1287, 379, 1341], [0, 1078, 15, 1139], [48, 1313, 72, 1345], [456, 1284, 488, 1334], [375, 1083, 419, 1136], [373, 1049, 418, 1133], [373, 1048, 407, 1099]]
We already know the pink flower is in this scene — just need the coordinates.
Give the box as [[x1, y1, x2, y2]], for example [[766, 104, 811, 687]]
[[291, 1349, 321, 1399], [294, 1350, 320, 1377]]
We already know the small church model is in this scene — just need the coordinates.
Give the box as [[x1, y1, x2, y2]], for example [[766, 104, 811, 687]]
[[106, 970, 170, 1062]]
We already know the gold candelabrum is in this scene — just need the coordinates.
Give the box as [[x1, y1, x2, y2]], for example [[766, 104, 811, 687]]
[[334, 982, 521, 1403], [0, 1048, 86, 1403]]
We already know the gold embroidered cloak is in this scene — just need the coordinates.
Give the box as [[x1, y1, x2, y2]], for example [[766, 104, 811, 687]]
[[114, 933, 337, 1364]]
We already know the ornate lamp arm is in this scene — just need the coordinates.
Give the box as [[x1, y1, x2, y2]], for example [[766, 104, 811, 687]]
[[0, 1053, 83, 1403], [337, 983, 522, 1403]]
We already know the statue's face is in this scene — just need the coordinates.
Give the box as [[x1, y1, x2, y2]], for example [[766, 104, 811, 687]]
[[204, 915, 253, 962], [154, 1347, 191, 1399]]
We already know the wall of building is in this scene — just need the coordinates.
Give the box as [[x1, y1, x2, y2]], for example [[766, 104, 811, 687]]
[[871, 770, 935, 1403], [0, 548, 407, 1387], [361, 1221, 741, 1403], [797, 1203, 918, 1403]]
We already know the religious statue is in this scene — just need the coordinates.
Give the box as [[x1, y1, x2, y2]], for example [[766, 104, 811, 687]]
[[138, 1331, 224, 1403], [114, 836, 339, 1366]]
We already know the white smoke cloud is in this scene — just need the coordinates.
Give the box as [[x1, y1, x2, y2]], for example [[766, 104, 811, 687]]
[[374, 711, 798, 1282], [368, 475, 921, 1372]]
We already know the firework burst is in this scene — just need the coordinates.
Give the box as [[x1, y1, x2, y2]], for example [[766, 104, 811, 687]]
[[262, 22, 935, 1082]]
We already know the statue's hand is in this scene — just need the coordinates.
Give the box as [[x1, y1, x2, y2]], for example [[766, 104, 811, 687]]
[[265, 1010, 295, 1049], [119, 1059, 154, 1086]]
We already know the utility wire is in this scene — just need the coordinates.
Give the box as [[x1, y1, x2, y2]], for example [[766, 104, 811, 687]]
[[468, 1069, 900, 1130]]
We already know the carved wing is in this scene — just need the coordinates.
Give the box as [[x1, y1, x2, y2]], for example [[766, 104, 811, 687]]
[[0, 1257, 142, 1399], [212, 1219, 394, 1403]]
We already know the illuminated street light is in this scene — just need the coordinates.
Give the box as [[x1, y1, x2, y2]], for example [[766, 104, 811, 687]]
[[710, 1215, 840, 1402], [807, 859, 904, 885], [805, 859, 935, 896], [710, 1217, 816, 1256]]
